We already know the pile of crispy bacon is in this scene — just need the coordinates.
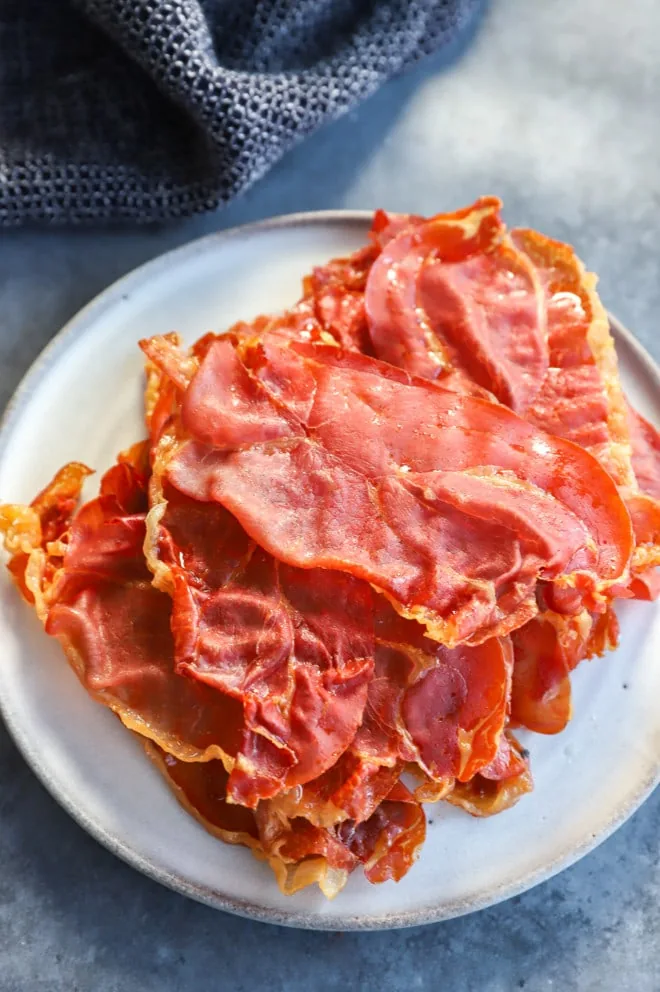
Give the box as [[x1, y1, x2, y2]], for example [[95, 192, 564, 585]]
[[2, 197, 660, 899]]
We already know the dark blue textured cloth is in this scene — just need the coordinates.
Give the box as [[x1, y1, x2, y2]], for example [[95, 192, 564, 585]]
[[0, 0, 483, 224]]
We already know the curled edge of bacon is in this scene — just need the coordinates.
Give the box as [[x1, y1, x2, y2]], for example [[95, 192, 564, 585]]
[[1, 197, 658, 899]]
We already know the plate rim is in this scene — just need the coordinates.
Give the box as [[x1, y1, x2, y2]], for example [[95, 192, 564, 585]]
[[1, 208, 659, 931]]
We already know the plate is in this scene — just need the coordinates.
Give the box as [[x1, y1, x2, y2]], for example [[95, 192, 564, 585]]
[[1, 211, 659, 931]]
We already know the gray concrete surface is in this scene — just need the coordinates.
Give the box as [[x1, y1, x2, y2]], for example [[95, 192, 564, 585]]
[[1, 1, 660, 989]]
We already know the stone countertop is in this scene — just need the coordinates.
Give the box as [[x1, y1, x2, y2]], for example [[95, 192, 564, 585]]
[[1, 1, 660, 989]]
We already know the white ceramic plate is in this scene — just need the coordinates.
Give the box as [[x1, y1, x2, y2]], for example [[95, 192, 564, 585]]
[[1, 212, 660, 931]]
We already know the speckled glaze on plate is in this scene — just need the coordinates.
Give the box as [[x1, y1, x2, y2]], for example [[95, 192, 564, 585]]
[[0, 212, 659, 931]]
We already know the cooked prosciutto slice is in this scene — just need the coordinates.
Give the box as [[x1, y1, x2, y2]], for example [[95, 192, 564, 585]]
[[623, 403, 660, 595], [145, 741, 354, 899], [149, 479, 374, 808], [147, 741, 425, 897], [366, 199, 549, 412], [368, 603, 512, 783], [512, 231, 660, 574], [510, 609, 618, 735], [240, 603, 512, 832], [302, 241, 378, 355], [444, 732, 533, 817], [2, 456, 245, 764], [628, 404, 660, 502], [361, 206, 660, 590], [0, 460, 92, 608], [163, 335, 632, 646]]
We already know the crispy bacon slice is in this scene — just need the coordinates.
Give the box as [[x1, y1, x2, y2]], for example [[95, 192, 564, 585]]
[[162, 335, 632, 646]]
